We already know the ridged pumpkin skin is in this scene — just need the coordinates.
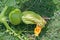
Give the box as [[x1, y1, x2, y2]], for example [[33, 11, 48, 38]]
[[9, 9, 22, 25], [22, 11, 46, 27]]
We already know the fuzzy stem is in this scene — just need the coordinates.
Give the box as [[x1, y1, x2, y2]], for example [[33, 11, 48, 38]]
[[3, 21, 14, 31], [1, 6, 8, 16], [2, 21, 23, 40]]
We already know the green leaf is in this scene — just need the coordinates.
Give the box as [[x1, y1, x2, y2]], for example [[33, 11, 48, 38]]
[[53, 0, 60, 4], [3, 0, 16, 6]]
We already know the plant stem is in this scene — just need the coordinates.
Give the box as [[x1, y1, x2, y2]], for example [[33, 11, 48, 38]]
[[3, 21, 14, 31], [2, 21, 23, 40], [1, 6, 8, 16]]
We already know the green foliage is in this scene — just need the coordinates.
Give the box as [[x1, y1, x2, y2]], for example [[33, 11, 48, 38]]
[[0, 32, 19, 40], [53, 0, 60, 10], [39, 11, 60, 40], [0, 0, 60, 40]]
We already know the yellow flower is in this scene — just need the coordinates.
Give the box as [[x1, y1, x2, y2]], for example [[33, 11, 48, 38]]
[[34, 24, 42, 36]]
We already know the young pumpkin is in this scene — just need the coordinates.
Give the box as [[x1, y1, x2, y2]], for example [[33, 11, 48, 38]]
[[9, 9, 22, 25], [22, 11, 46, 36]]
